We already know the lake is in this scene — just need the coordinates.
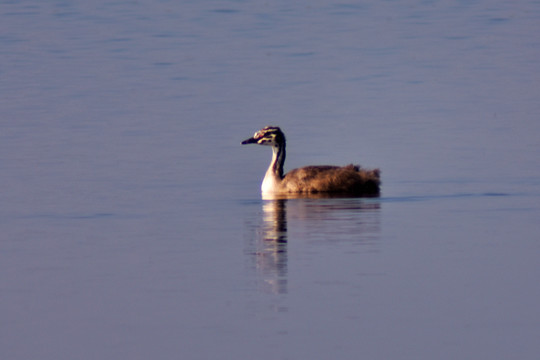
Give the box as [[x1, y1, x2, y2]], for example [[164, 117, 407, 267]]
[[1, 1, 539, 359]]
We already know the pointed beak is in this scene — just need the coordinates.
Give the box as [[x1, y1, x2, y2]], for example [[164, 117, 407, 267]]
[[241, 137, 258, 145]]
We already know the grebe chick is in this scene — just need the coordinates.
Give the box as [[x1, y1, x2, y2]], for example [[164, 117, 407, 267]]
[[241, 126, 380, 196]]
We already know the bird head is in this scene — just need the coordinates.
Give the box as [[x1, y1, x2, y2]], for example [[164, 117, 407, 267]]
[[241, 126, 285, 147]]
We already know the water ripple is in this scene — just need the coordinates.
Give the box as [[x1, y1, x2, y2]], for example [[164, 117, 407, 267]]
[[382, 192, 514, 203]]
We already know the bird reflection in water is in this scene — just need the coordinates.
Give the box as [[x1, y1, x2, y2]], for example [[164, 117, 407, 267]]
[[252, 199, 289, 294], [248, 193, 381, 294]]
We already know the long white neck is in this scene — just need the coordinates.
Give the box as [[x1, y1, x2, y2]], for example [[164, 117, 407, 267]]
[[261, 143, 286, 194]]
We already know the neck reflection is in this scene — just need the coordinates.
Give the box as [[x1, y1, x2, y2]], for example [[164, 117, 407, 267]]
[[254, 199, 288, 294]]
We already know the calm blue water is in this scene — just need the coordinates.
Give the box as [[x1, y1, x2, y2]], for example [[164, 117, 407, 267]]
[[1, 1, 540, 359]]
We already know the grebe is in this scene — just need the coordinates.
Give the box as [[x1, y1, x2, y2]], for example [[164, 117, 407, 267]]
[[241, 126, 380, 196]]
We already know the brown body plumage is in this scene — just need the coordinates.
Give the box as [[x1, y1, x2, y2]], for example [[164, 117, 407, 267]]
[[242, 126, 380, 197]]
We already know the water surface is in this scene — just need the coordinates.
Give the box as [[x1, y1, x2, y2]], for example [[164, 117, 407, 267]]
[[1, 1, 540, 359]]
